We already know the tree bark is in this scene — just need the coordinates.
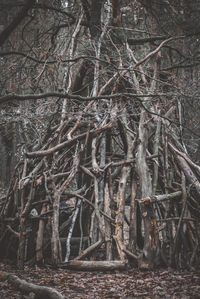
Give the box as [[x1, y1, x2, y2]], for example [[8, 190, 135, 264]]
[[36, 204, 46, 264], [136, 109, 159, 268], [129, 179, 137, 252], [114, 112, 134, 260], [51, 193, 62, 265], [104, 182, 113, 260], [17, 217, 26, 270]]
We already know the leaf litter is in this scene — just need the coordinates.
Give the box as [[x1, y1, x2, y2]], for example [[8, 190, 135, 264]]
[[0, 262, 199, 298]]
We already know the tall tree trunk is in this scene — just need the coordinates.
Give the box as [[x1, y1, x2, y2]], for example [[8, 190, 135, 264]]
[[136, 109, 159, 268], [51, 193, 62, 265], [129, 179, 137, 252], [36, 204, 47, 265], [104, 182, 113, 260], [17, 217, 25, 270], [114, 111, 134, 260]]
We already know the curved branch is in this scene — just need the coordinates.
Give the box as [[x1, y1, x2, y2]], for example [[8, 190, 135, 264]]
[[135, 36, 184, 68], [0, 271, 64, 299], [0, 52, 108, 64], [0, 91, 174, 104]]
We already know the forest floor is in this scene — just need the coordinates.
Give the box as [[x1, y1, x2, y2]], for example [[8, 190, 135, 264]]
[[0, 261, 200, 298]]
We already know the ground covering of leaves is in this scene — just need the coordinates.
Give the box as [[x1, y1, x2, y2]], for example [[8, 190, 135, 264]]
[[0, 261, 200, 298]]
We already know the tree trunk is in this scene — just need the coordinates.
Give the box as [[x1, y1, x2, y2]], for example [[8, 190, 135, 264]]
[[36, 204, 47, 264], [104, 182, 113, 260], [136, 109, 159, 268], [114, 111, 134, 261], [129, 179, 137, 252], [51, 193, 62, 265], [17, 217, 25, 270]]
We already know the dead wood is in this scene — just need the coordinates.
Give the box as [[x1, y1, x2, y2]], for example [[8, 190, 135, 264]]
[[60, 260, 128, 271], [26, 122, 114, 158], [138, 191, 182, 204], [74, 239, 103, 261], [0, 271, 64, 299], [122, 248, 138, 261], [136, 109, 159, 267], [169, 144, 200, 196]]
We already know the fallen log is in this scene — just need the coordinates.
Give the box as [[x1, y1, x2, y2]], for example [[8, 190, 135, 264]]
[[0, 271, 64, 299], [60, 260, 128, 271]]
